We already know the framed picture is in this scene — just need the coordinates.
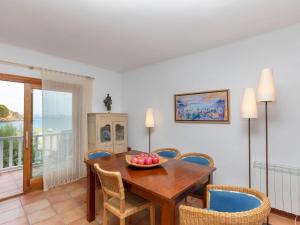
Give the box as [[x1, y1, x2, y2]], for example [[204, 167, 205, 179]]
[[174, 89, 230, 123]]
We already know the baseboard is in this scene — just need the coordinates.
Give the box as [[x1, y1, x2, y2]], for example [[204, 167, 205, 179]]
[[271, 208, 299, 221]]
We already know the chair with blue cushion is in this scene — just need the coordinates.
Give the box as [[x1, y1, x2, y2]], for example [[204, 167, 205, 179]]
[[152, 148, 181, 159], [178, 153, 214, 203], [180, 185, 271, 225], [84, 148, 113, 161], [84, 148, 114, 214]]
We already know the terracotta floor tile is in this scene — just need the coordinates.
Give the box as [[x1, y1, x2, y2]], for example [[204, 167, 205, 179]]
[[60, 206, 86, 224], [77, 178, 87, 187], [33, 215, 64, 225], [69, 187, 86, 198], [63, 183, 83, 193], [0, 198, 22, 214], [52, 199, 80, 214], [47, 192, 70, 204], [0, 170, 23, 200], [0, 207, 25, 224], [269, 213, 299, 225], [44, 187, 65, 197], [23, 199, 50, 214], [27, 207, 56, 224], [20, 190, 46, 206], [2, 215, 29, 225], [68, 217, 98, 225], [73, 193, 86, 205], [1, 177, 298, 225], [0, 189, 23, 199]]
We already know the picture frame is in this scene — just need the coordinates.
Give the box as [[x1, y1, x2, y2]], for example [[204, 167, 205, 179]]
[[174, 89, 230, 123]]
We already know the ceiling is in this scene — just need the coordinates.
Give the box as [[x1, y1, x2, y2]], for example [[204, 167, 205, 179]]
[[1, 0, 300, 72]]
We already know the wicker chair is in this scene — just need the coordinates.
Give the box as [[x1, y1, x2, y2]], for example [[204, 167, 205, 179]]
[[178, 152, 214, 201], [94, 163, 155, 225], [152, 148, 181, 159], [84, 148, 114, 161], [179, 185, 271, 225], [84, 149, 114, 213]]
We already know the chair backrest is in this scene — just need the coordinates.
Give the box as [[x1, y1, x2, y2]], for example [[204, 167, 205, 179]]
[[94, 163, 125, 201], [152, 148, 181, 159], [179, 185, 271, 225], [178, 152, 214, 167], [208, 189, 261, 212], [84, 148, 113, 161]]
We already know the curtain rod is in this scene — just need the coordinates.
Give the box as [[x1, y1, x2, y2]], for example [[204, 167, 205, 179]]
[[0, 60, 95, 79]]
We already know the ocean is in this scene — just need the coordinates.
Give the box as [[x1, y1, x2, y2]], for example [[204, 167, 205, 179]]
[[0, 116, 72, 133]]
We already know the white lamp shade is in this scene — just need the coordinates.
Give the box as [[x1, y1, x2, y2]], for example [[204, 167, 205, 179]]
[[145, 108, 155, 128], [241, 88, 258, 119], [257, 68, 276, 102]]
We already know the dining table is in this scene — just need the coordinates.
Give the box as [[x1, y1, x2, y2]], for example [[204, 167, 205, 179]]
[[85, 150, 216, 225]]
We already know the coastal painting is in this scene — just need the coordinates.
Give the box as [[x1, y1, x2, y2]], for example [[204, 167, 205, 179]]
[[175, 89, 230, 123]]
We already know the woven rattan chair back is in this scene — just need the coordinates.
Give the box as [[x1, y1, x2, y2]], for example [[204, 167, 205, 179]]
[[152, 148, 181, 159], [84, 148, 113, 161], [179, 185, 271, 225], [94, 163, 125, 201], [178, 152, 215, 167]]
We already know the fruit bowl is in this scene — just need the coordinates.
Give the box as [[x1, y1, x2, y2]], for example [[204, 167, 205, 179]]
[[125, 153, 168, 168]]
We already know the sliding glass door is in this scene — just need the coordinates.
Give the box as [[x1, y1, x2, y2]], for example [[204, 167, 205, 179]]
[[0, 74, 42, 199], [0, 79, 25, 199]]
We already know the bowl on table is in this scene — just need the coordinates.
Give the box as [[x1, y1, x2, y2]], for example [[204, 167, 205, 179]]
[[125, 153, 168, 168]]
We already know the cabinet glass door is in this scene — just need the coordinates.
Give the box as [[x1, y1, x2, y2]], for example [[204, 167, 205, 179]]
[[115, 124, 125, 141], [97, 121, 113, 148]]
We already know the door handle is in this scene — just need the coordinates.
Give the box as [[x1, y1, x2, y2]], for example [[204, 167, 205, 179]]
[[25, 131, 29, 149]]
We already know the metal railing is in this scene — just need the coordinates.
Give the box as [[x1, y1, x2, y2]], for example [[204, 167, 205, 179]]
[[0, 134, 43, 172], [0, 131, 72, 173]]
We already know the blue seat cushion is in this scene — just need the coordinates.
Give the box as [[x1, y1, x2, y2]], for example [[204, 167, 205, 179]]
[[157, 151, 177, 158], [181, 156, 210, 166], [88, 152, 112, 160], [209, 190, 261, 212]]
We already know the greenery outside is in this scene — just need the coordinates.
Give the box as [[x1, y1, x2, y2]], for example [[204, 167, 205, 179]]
[[0, 124, 40, 168], [0, 104, 9, 118]]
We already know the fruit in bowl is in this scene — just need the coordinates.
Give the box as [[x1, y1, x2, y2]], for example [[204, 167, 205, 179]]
[[130, 153, 160, 165]]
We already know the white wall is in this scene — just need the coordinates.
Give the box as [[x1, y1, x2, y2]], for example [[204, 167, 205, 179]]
[[122, 24, 300, 186], [0, 43, 122, 112]]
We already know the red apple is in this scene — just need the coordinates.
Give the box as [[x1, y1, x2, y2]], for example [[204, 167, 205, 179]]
[[145, 157, 153, 165], [138, 158, 145, 165], [152, 157, 159, 164], [131, 157, 138, 164]]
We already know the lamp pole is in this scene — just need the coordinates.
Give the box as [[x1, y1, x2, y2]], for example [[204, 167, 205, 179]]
[[145, 108, 155, 154], [148, 127, 151, 153], [248, 118, 251, 188], [241, 88, 258, 188], [265, 101, 270, 225], [257, 68, 275, 225]]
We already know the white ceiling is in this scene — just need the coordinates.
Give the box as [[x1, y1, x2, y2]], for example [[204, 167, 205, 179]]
[[1, 0, 300, 72]]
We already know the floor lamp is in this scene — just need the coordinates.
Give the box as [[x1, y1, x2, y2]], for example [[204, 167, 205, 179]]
[[241, 88, 258, 188], [257, 68, 276, 225], [145, 108, 155, 153]]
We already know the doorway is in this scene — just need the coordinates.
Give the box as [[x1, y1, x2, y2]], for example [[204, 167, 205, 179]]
[[0, 74, 43, 200]]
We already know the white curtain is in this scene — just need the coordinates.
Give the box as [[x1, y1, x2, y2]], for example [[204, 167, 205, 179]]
[[41, 69, 92, 190]]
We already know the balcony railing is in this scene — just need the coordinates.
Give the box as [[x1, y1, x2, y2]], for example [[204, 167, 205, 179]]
[[0, 132, 67, 172]]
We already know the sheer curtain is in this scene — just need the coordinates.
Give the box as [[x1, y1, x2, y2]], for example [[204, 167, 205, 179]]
[[41, 70, 92, 190]]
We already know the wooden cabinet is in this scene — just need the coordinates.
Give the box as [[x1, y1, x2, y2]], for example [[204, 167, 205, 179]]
[[88, 113, 128, 153]]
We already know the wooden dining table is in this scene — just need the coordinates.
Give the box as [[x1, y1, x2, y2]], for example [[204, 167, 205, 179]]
[[85, 150, 216, 225]]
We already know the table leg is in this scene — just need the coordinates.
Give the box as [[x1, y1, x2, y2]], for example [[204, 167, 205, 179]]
[[86, 164, 96, 222], [203, 174, 213, 208], [161, 201, 176, 225]]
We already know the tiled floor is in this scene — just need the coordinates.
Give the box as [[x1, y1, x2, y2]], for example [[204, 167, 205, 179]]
[[0, 178, 298, 225], [0, 169, 23, 200]]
